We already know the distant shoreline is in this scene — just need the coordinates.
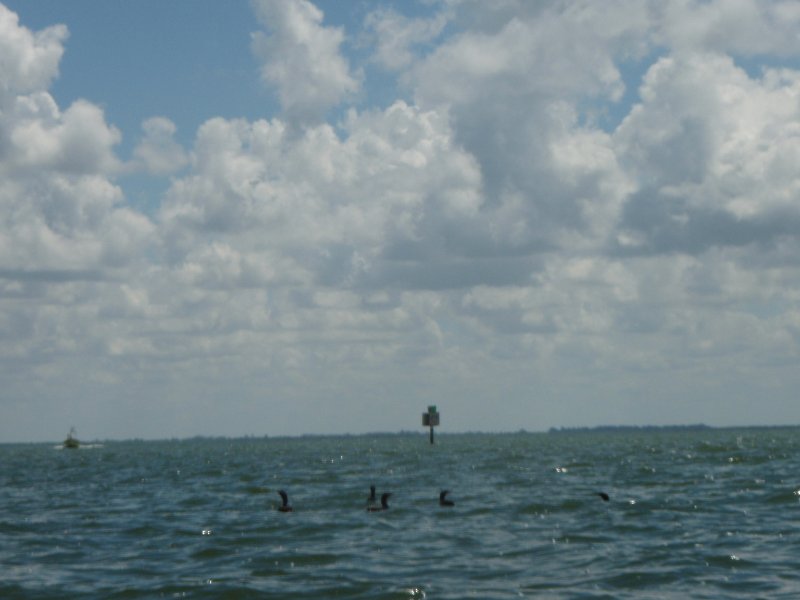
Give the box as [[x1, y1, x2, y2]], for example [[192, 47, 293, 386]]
[[4, 423, 800, 445], [548, 424, 713, 434], [545, 423, 800, 434]]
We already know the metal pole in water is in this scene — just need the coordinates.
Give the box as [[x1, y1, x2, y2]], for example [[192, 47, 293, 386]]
[[422, 405, 439, 445]]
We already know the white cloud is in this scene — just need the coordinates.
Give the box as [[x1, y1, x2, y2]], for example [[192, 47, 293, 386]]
[[0, 3, 66, 99], [396, 2, 650, 259], [365, 8, 448, 71], [660, 0, 800, 57], [250, 0, 360, 126], [131, 117, 188, 176], [614, 53, 800, 254], [0, 3, 153, 278], [8, 99, 121, 174], [159, 100, 485, 291]]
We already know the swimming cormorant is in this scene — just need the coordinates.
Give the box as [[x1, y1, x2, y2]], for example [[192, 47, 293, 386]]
[[367, 492, 391, 511], [277, 489, 293, 512], [439, 490, 455, 506]]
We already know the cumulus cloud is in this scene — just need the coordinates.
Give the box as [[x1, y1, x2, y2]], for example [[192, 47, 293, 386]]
[[0, 3, 152, 279], [250, 0, 360, 126], [0, 3, 66, 99], [365, 8, 448, 71], [7, 98, 121, 174], [660, 0, 800, 57], [400, 2, 654, 257], [131, 117, 188, 176], [159, 100, 485, 290], [614, 53, 800, 255]]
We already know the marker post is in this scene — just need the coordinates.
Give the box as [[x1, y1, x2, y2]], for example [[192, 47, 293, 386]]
[[422, 405, 440, 444]]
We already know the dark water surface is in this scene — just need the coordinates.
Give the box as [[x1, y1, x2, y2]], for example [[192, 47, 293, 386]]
[[3, 429, 800, 598]]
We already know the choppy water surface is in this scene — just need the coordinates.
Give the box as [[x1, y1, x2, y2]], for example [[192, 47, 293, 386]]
[[2, 428, 800, 598]]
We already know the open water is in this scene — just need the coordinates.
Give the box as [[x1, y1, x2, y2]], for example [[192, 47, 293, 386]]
[[2, 428, 800, 598]]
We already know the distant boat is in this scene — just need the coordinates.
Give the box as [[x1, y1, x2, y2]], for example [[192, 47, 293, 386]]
[[63, 427, 80, 449]]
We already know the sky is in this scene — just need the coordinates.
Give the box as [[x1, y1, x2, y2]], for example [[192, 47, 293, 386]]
[[2, 0, 800, 442]]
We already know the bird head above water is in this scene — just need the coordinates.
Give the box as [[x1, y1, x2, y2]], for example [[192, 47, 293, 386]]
[[277, 489, 293, 512], [439, 490, 455, 506]]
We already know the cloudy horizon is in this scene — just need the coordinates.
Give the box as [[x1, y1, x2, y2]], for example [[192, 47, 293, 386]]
[[2, 0, 800, 443]]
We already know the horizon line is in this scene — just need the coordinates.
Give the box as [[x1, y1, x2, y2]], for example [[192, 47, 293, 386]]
[[4, 422, 800, 445]]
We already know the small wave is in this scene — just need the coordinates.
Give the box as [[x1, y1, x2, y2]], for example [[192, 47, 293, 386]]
[[190, 546, 228, 560]]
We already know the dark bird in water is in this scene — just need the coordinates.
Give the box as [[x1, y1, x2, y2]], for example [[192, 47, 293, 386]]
[[277, 490, 293, 512], [597, 491, 610, 502], [367, 492, 391, 511], [439, 490, 455, 507], [367, 485, 377, 506]]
